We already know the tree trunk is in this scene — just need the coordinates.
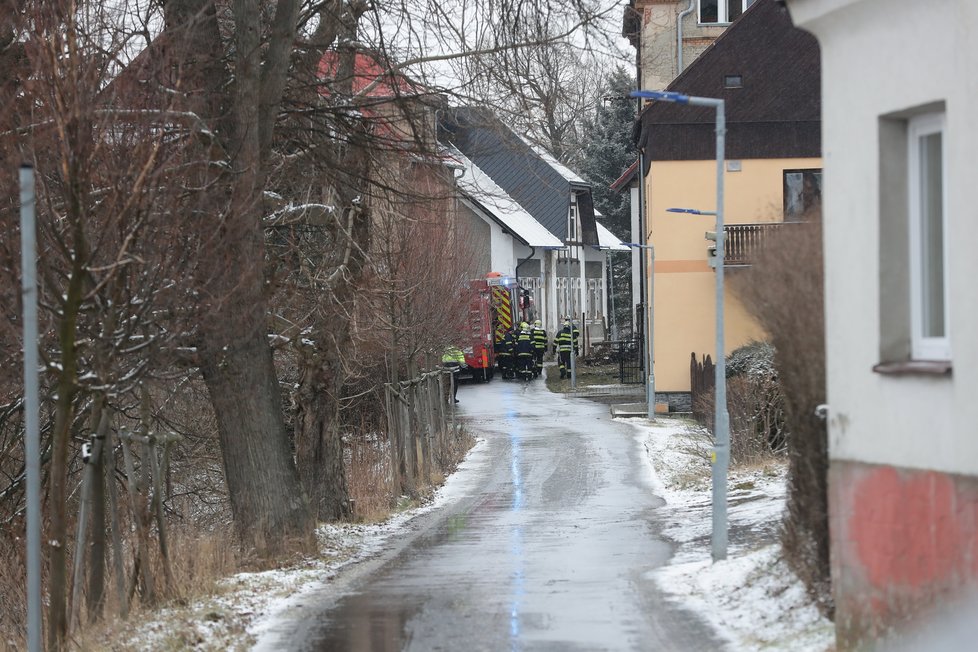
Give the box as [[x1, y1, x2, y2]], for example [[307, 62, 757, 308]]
[[199, 328, 313, 553], [159, 0, 316, 554], [87, 405, 108, 622], [47, 385, 73, 651], [291, 80, 371, 520], [48, 128, 89, 650], [294, 347, 352, 521]]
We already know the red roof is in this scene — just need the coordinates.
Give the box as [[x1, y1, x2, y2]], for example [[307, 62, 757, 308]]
[[610, 160, 639, 192], [317, 51, 422, 99]]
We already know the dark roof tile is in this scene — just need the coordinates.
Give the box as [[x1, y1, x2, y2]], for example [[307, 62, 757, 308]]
[[638, 0, 821, 162], [441, 107, 598, 244]]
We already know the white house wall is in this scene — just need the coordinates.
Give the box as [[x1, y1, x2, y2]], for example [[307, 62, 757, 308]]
[[796, 0, 978, 477], [488, 219, 517, 275], [630, 184, 642, 326], [460, 198, 567, 336], [787, 0, 978, 647]]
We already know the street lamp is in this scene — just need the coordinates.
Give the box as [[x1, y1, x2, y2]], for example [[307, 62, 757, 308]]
[[621, 242, 655, 421], [631, 88, 729, 562]]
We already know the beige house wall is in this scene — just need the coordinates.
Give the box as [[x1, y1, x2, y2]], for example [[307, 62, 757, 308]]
[[646, 156, 821, 391], [635, 0, 728, 90]]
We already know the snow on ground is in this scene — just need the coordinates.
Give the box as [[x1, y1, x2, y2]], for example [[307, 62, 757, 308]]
[[100, 417, 835, 651], [627, 415, 836, 652]]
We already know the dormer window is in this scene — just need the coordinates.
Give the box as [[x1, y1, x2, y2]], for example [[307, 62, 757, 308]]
[[700, 0, 756, 25]]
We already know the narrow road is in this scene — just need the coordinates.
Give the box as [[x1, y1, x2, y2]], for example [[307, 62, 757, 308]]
[[265, 372, 725, 651]]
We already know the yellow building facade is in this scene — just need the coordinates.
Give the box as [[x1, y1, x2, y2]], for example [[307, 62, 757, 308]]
[[647, 157, 821, 392]]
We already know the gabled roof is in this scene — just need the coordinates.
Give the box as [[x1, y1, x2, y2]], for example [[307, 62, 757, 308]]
[[439, 107, 599, 245], [636, 0, 820, 163], [445, 146, 563, 249]]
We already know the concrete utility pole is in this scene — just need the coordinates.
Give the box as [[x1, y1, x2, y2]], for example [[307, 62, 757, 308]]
[[631, 89, 729, 562], [20, 164, 42, 652]]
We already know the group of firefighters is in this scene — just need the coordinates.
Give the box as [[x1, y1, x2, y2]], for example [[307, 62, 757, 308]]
[[494, 318, 579, 381], [441, 317, 581, 404]]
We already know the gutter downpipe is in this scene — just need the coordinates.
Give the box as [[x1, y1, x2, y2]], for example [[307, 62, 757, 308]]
[[677, 0, 696, 76]]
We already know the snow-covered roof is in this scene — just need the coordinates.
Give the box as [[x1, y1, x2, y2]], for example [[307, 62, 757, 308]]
[[518, 134, 588, 185], [447, 146, 564, 249], [595, 221, 629, 251]]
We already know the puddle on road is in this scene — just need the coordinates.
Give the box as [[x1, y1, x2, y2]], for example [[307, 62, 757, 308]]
[[303, 591, 420, 651]]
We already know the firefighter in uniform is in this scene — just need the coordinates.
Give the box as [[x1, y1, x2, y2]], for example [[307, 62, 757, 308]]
[[531, 319, 547, 378], [515, 322, 535, 380], [441, 346, 466, 403], [555, 318, 580, 379], [496, 329, 515, 379]]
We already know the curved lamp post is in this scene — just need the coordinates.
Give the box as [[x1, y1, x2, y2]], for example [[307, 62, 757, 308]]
[[631, 89, 729, 562]]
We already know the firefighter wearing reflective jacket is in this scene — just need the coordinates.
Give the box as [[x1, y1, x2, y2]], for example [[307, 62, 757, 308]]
[[515, 322, 535, 379], [441, 346, 466, 403], [531, 319, 547, 378], [555, 319, 576, 379]]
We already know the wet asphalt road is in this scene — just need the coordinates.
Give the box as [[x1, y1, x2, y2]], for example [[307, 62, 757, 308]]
[[264, 371, 726, 651]]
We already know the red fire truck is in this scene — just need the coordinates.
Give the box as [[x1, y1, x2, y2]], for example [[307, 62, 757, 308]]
[[459, 274, 521, 382]]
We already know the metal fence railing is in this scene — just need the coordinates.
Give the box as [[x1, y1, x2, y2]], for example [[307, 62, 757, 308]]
[[724, 222, 802, 266], [614, 339, 644, 385]]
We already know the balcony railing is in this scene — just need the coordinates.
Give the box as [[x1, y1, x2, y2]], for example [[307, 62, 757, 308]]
[[723, 222, 797, 267]]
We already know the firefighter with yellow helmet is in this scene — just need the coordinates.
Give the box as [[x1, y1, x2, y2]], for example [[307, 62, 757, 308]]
[[514, 321, 535, 380]]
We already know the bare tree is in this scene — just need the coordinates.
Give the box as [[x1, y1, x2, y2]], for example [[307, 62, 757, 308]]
[[0, 0, 225, 644], [238, 0, 620, 520], [459, 37, 608, 166]]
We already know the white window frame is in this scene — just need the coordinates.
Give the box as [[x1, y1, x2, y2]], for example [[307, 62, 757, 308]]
[[907, 112, 950, 360], [699, 0, 754, 25], [568, 197, 579, 242]]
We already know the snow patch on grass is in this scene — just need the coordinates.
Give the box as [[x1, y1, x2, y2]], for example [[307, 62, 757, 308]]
[[623, 415, 835, 652]]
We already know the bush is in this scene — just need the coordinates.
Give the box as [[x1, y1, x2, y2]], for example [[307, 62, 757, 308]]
[[729, 217, 831, 617], [729, 343, 787, 463], [693, 341, 786, 466]]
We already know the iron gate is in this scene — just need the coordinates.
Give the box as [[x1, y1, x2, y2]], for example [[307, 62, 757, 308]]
[[614, 339, 644, 384]]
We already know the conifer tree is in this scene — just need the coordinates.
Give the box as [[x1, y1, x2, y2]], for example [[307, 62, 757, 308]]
[[579, 67, 638, 335]]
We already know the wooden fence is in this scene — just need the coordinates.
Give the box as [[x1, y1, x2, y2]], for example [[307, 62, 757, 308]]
[[690, 352, 716, 425], [383, 368, 462, 495]]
